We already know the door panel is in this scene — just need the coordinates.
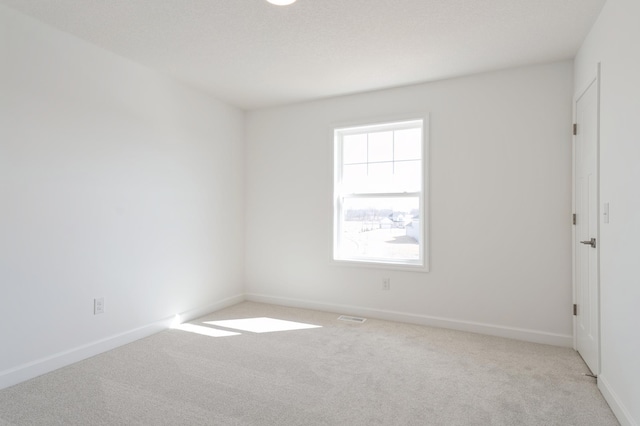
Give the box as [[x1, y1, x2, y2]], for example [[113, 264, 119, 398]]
[[574, 75, 599, 375]]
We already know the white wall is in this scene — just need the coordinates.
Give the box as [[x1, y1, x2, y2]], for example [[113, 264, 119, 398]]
[[245, 61, 574, 346], [575, 0, 640, 424], [0, 5, 244, 388]]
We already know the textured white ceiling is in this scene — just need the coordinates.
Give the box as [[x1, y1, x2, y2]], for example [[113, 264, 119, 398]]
[[1, 0, 606, 110]]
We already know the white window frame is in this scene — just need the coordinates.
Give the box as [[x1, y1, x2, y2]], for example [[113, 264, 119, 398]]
[[332, 116, 429, 272]]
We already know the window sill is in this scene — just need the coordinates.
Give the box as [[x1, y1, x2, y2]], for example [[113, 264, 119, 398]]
[[331, 258, 429, 273]]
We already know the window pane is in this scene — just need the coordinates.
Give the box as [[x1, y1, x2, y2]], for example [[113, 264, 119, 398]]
[[343, 134, 367, 164], [341, 164, 367, 192], [394, 128, 422, 161], [393, 160, 421, 192], [339, 197, 420, 261], [368, 162, 393, 192], [368, 131, 393, 163]]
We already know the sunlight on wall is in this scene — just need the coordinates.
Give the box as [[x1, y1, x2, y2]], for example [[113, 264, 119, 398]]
[[171, 314, 182, 328]]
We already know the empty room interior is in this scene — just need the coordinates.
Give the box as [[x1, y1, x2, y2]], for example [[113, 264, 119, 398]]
[[1, 0, 638, 424]]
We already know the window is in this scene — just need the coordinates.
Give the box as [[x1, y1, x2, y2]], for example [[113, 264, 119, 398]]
[[333, 118, 428, 270]]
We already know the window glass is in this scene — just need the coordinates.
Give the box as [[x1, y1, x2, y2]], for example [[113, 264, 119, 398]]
[[343, 134, 368, 164], [368, 131, 393, 163], [394, 128, 422, 161], [338, 196, 420, 261]]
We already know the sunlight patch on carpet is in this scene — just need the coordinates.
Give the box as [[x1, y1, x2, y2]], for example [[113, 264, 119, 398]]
[[204, 317, 322, 333], [338, 315, 367, 323], [173, 323, 241, 337]]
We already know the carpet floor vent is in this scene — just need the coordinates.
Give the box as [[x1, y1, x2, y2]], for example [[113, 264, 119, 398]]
[[338, 315, 367, 323]]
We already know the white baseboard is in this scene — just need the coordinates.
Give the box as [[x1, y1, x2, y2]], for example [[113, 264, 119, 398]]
[[245, 293, 573, 347], [0, 294, 244, 391], [598, 374, 638, 426]]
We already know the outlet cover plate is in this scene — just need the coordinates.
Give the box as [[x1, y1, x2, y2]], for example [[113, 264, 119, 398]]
[[382, 278, 391, 291], [94, 297, 104, 315]]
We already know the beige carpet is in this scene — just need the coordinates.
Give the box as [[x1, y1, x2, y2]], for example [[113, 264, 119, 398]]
[[0, 302, 618, 425]]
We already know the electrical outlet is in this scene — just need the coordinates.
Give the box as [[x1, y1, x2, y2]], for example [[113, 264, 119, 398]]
[[94, 297, 104, 315], [382, 278, 391, 291]]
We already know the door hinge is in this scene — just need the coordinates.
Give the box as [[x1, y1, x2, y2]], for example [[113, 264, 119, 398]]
[[573, 304, 577, 316], [573, 213, 576, 225], [573, 123, 577, 135]]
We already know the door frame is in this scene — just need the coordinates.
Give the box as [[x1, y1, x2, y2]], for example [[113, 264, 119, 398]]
[[572, 63, 601, 374]]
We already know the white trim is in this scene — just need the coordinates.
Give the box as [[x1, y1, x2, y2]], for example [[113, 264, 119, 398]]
[[334, 119, 423, 135], [332, 115, 430, 271], [331, 258, 428, 273], [0, 294, 245, 390], [245, 293, 572, 347], [572, 82, 578, 350], [342, 192, 421, 198], [598, 375, 638, 426]]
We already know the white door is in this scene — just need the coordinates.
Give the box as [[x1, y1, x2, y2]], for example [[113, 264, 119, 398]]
[[574, 74, 600, 375]]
